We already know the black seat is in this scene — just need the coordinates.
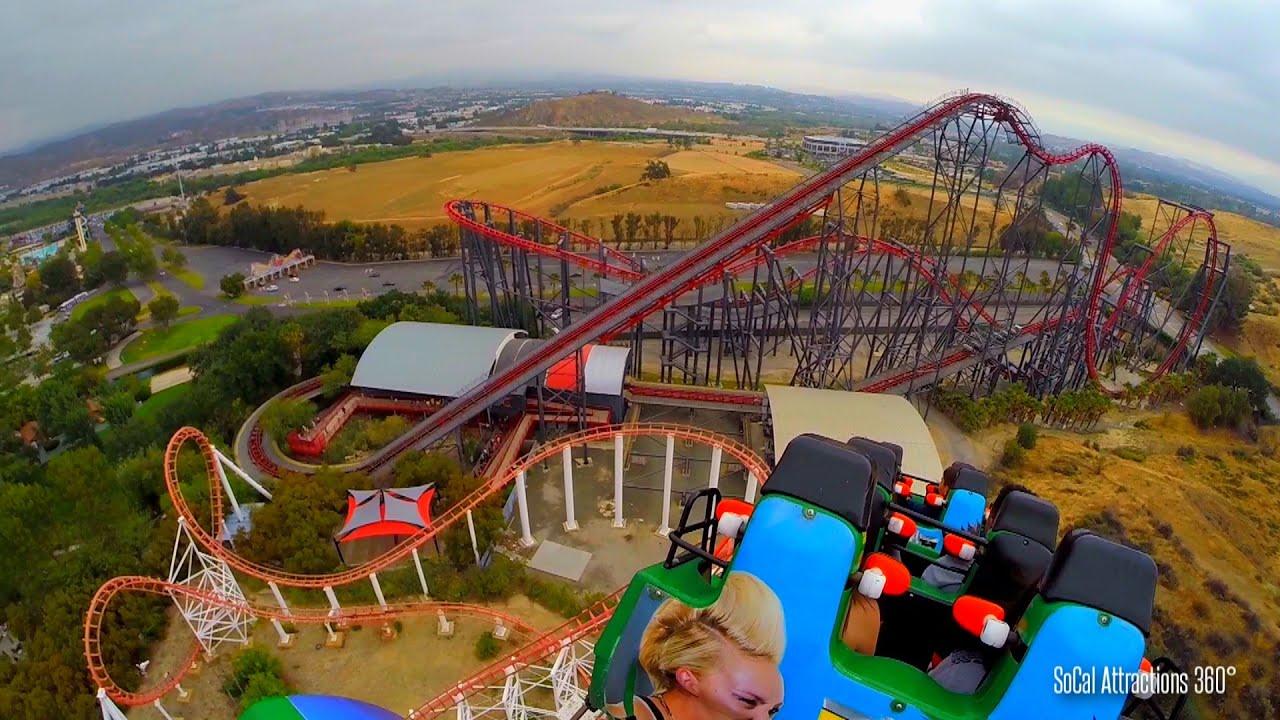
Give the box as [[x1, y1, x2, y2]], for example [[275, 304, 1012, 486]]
[[761, 434, 877, 532], [987, 490, 1059, 550], [966, 492, 1060, 620], [1039, 529, 1157, 635], [846, 436, 902, 493], [943, 462, 990, 496]]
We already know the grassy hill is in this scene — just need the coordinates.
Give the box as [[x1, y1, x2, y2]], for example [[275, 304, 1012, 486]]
[[977, 411, 1280, 718], [482, 92, 731, 129]]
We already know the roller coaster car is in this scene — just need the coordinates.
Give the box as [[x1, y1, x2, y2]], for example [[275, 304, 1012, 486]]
[[587, 433, 1185, 720]]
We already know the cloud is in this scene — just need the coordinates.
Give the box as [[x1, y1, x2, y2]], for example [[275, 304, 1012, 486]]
[[1, 0, 1276, 192]]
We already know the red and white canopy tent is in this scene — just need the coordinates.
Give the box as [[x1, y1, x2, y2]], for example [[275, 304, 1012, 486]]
[[334, 485, 436, 564]]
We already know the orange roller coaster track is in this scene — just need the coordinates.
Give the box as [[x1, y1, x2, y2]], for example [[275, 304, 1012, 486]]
[[84, 424, 767, 708]]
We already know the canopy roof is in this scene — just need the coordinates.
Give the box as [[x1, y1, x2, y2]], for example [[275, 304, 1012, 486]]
[[350, 322, 524, 398], [765, 385, 944, 482], [336, 485, 435, 543]]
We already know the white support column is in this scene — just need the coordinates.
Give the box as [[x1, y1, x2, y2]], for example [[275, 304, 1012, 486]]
[[152, 700, 176, 720], [268, 581, 290, 617], [515, 470, 536, 547], [270, 618, 293, 645], [97, 689, 130, 720], [562, 446, 578, 532], [411, 547, 430, 596], [612, 433, 625, 528], [708, 445, 723, 490], [323, 586, 341, 615], [214, 457, 243, 520], [465, 510, 481, 565], [212, 447, 272, 499], [369, 572, 387, 609], [746, 471, 759, 503], [658, 434, 675, 536]]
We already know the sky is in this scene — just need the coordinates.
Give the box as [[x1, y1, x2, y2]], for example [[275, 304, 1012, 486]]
[[3, 0, 1278, 194]]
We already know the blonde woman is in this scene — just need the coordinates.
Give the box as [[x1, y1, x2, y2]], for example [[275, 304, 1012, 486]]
[[623, 572, 786, 720]]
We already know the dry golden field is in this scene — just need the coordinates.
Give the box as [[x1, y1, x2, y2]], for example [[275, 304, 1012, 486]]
[[1124, 192, 1280, 270], [975, 411, 1280, 718], [235, 139, 796, 233]]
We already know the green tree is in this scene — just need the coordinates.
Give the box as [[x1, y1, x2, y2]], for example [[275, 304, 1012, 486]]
[[321, 353, 358, 398], [147, 294, 180, 329], [99, 250, 130, 286], [1207, 356, 1271, 415], [221, 272, 247, 298], [161, 245, 188, 268], [237, 469, 373, 573], [37, 254, 80, 305], [101, 391, 136, 426], [641, 160, 671, 180], [260, 397, 317, 441]]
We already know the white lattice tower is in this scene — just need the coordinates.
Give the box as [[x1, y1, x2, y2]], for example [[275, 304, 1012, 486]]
[[167, 516, 253, 653], [502, 670, 529, 720], [550, 641, 591, 720], [453, 639, 596, 720]]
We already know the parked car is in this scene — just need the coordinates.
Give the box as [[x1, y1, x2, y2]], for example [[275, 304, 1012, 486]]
[[265, 284, 279, 293], [289, 275, 300, 283]]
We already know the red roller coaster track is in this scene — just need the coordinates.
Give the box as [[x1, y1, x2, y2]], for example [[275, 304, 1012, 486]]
[[376, 94, 1128, 464], [445, 200, 645, 282]]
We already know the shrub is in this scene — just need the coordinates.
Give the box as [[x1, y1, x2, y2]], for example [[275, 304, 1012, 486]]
[[475, 631, 502, 661], [220, 272, 247, 298], [1048, 456, 1078, 476], [238, 671, 291, 712], [1175, 445, 1196, 461], [1016, 422, 1038, 449], [1113, 446, 1147, 463], [1186, 384, 1252, 428], [1000, 438, 1025, 468], [224, 645, 291, 711]]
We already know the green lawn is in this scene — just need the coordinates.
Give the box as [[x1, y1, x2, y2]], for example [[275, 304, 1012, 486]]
[[178, 306, 201, 318], [120, 314, 237, 364], [71, 287, 138, 321], [234, 294, 280, 306], [134, 384, 192, 421], [172, 268, 205, 290]]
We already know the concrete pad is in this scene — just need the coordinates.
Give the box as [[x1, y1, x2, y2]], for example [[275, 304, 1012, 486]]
[[528, 540, 593, 582], [150, 365, 193, 393]]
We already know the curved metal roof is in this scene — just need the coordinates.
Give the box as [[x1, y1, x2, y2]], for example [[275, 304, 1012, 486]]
[[350, 322, 524, 398], [765, 385, 944, 482]]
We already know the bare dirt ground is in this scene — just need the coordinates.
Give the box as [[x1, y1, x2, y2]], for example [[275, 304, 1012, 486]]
[[128, 596, 564, 719]]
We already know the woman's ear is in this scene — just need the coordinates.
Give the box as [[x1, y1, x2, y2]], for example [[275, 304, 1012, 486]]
[[674, 667, 700, 694]]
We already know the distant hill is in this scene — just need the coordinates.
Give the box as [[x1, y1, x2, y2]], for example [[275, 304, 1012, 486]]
[[480, 92, 731, 129], [0, 90, 374, 188]]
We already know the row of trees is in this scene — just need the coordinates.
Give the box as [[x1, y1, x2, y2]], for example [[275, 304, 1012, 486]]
[[180, 198, 426, 262], [934, 382, 1113, 432]]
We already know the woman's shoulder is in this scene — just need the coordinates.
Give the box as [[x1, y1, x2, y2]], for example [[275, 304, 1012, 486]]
[[604, 697, 659, 720]]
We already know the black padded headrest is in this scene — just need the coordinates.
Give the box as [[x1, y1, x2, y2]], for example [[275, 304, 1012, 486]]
[[990, 491, 1060, 550], [846, 436, 900, 492], [947, 463, 990, 496], [1039, 530, 1157, 636], [968, 533, 1055, 618], [763, 434, 876, 531], [942, 461, 976, 487]]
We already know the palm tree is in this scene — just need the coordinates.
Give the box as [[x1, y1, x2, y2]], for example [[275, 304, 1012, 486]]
[[450, 272, 464, 296], [281, 322, 305, 378]]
